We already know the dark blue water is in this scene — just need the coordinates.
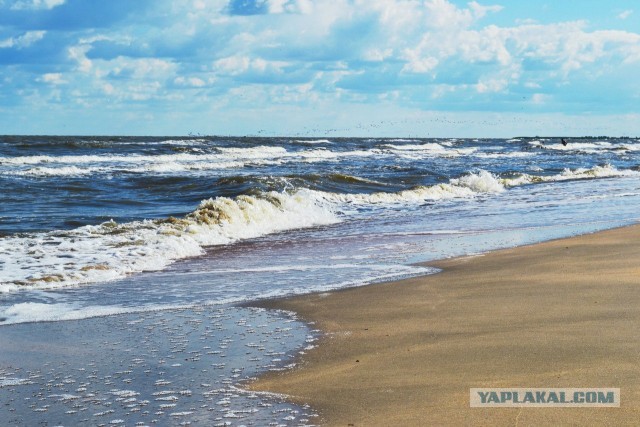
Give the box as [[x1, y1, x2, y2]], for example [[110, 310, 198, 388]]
[[2, 136, 638, 235]]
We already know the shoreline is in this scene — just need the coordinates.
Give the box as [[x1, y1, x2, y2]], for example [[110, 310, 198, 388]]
[[0, 305, 317, 425], [248, 223, 640, 425]]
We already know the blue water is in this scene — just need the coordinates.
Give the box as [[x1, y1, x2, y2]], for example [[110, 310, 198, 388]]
[[1, 135, 640, 425]]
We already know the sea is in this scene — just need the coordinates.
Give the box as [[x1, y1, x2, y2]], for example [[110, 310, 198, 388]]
[[1, 135, 640, 425]]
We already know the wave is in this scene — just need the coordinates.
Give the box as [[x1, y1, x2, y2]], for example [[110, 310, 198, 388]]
[[381, 142, 477, 157], [0, 190, 339, 291], [8, 166, 105, 176], [312, 170, 505, 206], [501, 164, 640, 187], [0, 264, 436, 325], [0, 171, 503, 291], [0, 147, 383, 177], [0, 146, 288, 166], [473, 152, 536, 159], [293, 139, 332, 144], [326, 173, 387, 186], [387, 138, 421, 143], [2, 161, 254, 177], [528, 140, 640, 154], [2, 166, 636, 291], [382, 143, 447, 151]]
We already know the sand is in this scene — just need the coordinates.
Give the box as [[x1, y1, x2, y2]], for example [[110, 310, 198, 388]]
[[249, 224, 640, 426]]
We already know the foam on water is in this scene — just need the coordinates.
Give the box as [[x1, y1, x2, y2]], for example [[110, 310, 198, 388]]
[[0, 306, 319, 425], [0, 256, 436, 325], [3, 167, 636, 292], [0, 146, 386, 177], [9, 166, 105, 176], [0, 142, 516, 179], [0, 302, 138, 324], [382, 143, 448, 151], [0, 190, 339, 290], [502, 164, 640, 187], [382, 142, 478, 157], [474, 151, 537, 159], [316, 170, 505, 205], [0, 146, 288, 166], [0, 147, 291, 177], [293, 139, 332, 144], [527, 139, 640, 154]]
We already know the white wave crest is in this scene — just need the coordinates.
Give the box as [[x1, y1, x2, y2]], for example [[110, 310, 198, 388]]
[[3, 166, 635, 292], [0, 146, 384, 176], [315, 171, 504, 205], [382, 143, 446, 151], [381, 142, 476, 157], [8, 166, 104, 176], [528, 139, 640, 154], [501, 164, 640, 187], [293, 139, 332, 144], [473, 152, 536, 159], [0, 190, 339, 291]]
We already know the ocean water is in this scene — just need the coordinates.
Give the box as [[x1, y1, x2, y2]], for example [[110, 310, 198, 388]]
[[1, 135, 640, 425]]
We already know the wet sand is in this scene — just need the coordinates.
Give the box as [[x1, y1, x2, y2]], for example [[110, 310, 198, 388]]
[[250, 224, 640, 426]]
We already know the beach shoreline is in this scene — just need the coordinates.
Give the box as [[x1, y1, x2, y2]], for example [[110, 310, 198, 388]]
[[248, 224, 640, 426], [0, 305, 318, 426]]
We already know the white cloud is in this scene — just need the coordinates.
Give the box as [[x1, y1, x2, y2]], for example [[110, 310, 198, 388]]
[[401, 48, 438, 74], [531, 93, 550, 104], [502, 23, 640, 76], [213, 55, 288, 76], [476, 78, 508, 93], [68, 45, 93, 73], [618, 10, 633, 20], [174, 76, 208, 87], [0, 31, 46, 49], [469, 1, 503, 18], [4, 0, 640, 134], [138, 0, 640, 106], [38, 73, 67, 85], [362, 48, 393, 62], [10, 0, 64, 10], [115, 58, 176, 80], [102, 83, 115, 95]]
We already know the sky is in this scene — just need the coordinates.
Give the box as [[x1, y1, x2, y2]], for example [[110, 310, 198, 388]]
[[1, 0, 639, 137]]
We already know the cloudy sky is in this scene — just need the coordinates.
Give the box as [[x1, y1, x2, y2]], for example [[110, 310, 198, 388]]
[[1, 0, 639, 136]]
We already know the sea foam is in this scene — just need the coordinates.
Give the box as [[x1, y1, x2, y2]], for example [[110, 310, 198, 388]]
[[1, 167, 636, 291], [501, 164, 640, 187], [315, 170, 505, 205], [0, 190, 339, 290]]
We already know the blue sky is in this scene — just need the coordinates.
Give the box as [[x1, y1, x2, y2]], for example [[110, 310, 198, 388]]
[[1, 0, 639, 137]]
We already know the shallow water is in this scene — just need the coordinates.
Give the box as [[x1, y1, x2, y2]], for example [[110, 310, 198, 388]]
[[0, 306, 318, 426]]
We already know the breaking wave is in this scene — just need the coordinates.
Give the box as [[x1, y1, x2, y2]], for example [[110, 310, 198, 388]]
[[0, 190, 339, 291], [528, 139, 640, 154], [313, 170, 505, 205], [1, 166, 637, 291], [0, 171, 502, 291], [501, 164, 640, 187]]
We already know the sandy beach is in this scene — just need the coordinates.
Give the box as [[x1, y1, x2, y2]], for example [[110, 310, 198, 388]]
[[250, 224, 640, 426]]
